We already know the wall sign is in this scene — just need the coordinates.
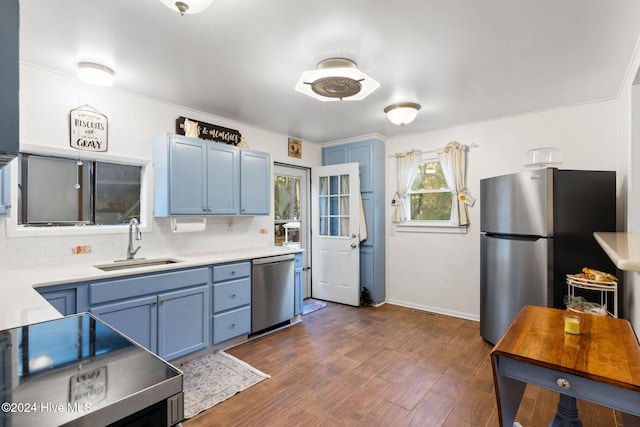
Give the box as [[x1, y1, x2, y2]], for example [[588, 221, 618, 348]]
[[288, 138, 302, 159], [70, 105, 108, 152], [176, 116, 241, 146]]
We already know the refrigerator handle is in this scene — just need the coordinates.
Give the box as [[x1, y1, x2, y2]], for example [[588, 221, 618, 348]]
[[484, 233, 544, 242]]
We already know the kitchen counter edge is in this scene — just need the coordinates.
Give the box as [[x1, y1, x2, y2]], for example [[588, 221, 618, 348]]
[[593, 232, 640, 271], [0, 246, 303, 331]]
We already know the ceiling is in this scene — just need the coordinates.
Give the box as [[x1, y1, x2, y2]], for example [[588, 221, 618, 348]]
[[18, 0, 640, 143]]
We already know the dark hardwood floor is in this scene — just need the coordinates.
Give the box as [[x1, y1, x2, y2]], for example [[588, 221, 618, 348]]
[[183, 303, 622, 427]]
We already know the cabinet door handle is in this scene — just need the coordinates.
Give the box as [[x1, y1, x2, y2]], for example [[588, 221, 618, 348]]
[[160, 299, 165, 304], [231, 293, 236, 298], [152, 300, 158, 306], [231, 270, 236, 275], [202, 207, 208, 212], [231, 323, 236, 328]]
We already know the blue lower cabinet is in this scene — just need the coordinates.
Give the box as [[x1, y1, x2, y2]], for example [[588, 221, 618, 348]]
[[213, 306, 251, 344], [90, 295, 159, 353], [89, 267, 210, 361], [158, 285, 209, 360], [39, 289, 77, 316], [211, 261, 251, 344], [37, 283, 88, 316]]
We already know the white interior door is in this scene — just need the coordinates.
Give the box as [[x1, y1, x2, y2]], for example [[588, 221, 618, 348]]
[[311, 163, 360, 306]]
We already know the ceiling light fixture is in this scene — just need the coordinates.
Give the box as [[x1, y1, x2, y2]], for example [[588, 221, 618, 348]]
[[77, 62, 115, 87], [159, 0, 213, 15], [295, 58, 380, 101], [384, 102, 421, 126]]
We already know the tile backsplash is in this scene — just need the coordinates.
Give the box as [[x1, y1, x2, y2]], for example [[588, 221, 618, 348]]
[[0, 216, 273, 271]]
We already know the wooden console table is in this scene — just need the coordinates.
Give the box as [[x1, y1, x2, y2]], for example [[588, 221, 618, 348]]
[[491, 305, 640, 426]]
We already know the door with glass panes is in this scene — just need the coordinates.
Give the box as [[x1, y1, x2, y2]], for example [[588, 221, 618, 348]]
[[274, 164, 310, 297], [311, 163, 360, 306]]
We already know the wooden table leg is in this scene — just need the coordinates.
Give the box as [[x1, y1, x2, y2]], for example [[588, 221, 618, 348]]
[[549, 394, 583, 427], [492, 355, 526, 427]]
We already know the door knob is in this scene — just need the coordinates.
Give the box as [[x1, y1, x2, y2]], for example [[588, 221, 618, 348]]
[[351, 243, 358, 248], [352, 233, 357, 238]]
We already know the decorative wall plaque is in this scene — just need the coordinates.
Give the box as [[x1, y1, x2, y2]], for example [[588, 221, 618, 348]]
[[176, 116, 241, 146], [70, 105, 108, 152], [288, 138, 302, 158]]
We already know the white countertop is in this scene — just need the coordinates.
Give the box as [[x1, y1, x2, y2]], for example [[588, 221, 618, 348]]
[[0, 246, 302, 331], [593, 232, 640, 271]]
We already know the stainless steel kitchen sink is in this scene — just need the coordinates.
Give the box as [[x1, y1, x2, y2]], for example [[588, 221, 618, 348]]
[[94, 258, 182, 271]]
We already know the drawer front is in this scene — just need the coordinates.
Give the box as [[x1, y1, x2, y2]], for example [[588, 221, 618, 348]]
[[213, 306, 251, 344], [294, 253, 303, 269], [90, 267, 209, 305], [496, 356, 640, 416], [212, 262, 250, 282], [213, 278, 251, 313]]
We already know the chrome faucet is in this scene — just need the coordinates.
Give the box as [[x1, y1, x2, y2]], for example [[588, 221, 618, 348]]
[[127, 218, 142, 260]]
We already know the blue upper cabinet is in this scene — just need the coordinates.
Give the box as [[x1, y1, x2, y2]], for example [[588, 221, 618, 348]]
[[240, 150, 270, 215], [207, 142, 240, 215], [323, 146, 348, 166], [0, 164, 11, 217], [166, 135, 208, 215], [323, 139, 386, 304], [153, 134, 269, 216]]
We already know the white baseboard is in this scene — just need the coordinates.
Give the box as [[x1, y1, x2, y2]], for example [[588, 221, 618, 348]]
[[385, 298, 479, 322]]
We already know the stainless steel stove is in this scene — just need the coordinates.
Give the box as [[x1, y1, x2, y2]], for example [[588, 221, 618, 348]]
[[0, 313, 183, 426]]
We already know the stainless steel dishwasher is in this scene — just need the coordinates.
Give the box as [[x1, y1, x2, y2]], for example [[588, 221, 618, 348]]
[[251, 254, 295, 333]]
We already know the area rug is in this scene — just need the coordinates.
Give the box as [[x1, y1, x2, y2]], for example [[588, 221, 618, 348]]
[[302, 298, 327, 315], [180, 350, 270, 418]]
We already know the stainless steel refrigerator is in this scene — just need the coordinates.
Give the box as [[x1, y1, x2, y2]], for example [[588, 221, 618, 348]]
[[480, 168, 616, 344]]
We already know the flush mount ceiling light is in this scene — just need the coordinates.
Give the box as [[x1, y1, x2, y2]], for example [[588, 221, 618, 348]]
[[384, 102, 421, 126], [77, 62, 115, 87], [295, 58, 380, 101], [159, 0, 213, 15]]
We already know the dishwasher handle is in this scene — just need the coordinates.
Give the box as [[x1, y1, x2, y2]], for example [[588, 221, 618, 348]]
[[252, 254, 295, 265]]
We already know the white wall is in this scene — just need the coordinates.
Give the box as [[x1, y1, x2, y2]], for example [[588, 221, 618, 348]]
[[385, 101, 619, 321], [0, 64, 321, 271], [616, 36, 640, 333]]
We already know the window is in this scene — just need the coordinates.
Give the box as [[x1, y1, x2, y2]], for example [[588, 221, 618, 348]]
[[318, 174, 350, 236], [406, 153, 453, 222], [19, 153, 141, 226]]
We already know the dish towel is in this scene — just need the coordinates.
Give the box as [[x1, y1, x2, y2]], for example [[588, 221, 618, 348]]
[[359, 193, 367, 242]]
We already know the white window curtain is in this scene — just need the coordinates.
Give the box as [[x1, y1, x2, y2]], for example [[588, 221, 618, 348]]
[[437, 141, 474, 225], [392, 150, 421, 223]]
